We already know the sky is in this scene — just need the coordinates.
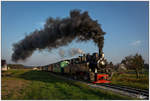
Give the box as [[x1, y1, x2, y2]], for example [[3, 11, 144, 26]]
[[1, 1, 149, 66]]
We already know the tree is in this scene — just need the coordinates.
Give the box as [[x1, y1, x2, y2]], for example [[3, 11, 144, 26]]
[[114, 63, 120, 71], [105, 61, 114, 80], [121, 53, 144, 78]]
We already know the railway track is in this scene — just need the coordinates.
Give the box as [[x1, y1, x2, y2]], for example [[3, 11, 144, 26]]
[[49, 72, 149, 100], [97, 83, 149, 100]]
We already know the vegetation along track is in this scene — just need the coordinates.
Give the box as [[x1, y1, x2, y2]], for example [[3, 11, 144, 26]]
[[50, 72, 149, 100]]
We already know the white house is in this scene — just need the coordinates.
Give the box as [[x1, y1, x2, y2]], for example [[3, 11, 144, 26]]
[[1, 60, 9, 71]]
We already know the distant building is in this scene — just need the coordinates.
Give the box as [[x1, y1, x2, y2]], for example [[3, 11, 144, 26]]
[[119, 63, 127, 70], [33, 67, 38, 70], [1, 60, 10, 71], [117, 63, 127, 73]]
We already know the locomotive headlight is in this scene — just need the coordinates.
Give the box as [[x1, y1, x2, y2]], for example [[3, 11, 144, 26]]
[[101, 61, 105, 65], [102, 53, 104, 58]]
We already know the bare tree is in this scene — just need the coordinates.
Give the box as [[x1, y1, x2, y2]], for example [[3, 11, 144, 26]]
[[121, 53, 144, 78]]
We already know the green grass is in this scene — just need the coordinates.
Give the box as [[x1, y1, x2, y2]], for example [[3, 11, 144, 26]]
[[2, 69, 136, 100], [111, 72, 149, 90]]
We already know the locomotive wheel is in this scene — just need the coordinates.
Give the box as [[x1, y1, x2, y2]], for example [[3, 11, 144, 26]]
[[89, 72, 95, 82]]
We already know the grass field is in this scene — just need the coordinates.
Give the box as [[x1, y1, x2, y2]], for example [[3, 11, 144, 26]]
[[111, 72, 149, 90], [2, 69, 136, 100]]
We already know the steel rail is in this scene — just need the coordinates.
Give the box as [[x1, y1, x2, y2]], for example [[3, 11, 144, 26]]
[[97, 83, 149, 99], [43, 71, 149, 100]]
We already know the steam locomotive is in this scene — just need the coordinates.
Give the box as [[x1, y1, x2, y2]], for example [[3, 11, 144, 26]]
[[39, 52, 112, 83]]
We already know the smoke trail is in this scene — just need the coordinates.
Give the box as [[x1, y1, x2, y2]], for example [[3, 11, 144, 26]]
[[59, 49, 65, 57], [12, 9, 106, 62], [59, 48, 84, 57], [69, 48, 84, 56]]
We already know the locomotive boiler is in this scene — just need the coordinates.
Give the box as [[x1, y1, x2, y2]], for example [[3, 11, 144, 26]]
[[68, 52, 112, 83]]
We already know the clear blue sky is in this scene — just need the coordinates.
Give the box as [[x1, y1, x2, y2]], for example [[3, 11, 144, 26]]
[[2, 1, 149, 66]]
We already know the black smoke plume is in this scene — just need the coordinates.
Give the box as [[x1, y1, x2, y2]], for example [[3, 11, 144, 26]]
[[12, 9, 106, 62]]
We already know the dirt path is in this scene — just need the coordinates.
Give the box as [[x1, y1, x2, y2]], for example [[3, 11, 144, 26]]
[[2, 77, 30, 99]]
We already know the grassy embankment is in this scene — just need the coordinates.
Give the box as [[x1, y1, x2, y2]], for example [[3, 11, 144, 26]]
[[111, 71, 149, 90], [2, 69, 135, 100]]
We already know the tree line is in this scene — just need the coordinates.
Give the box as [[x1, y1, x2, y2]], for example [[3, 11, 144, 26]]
[[105, 53, 148, 78]]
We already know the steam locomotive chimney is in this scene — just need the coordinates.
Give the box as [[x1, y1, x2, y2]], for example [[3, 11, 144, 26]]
[[99, 49, 102, 57], [99, 49, 101, 55]]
